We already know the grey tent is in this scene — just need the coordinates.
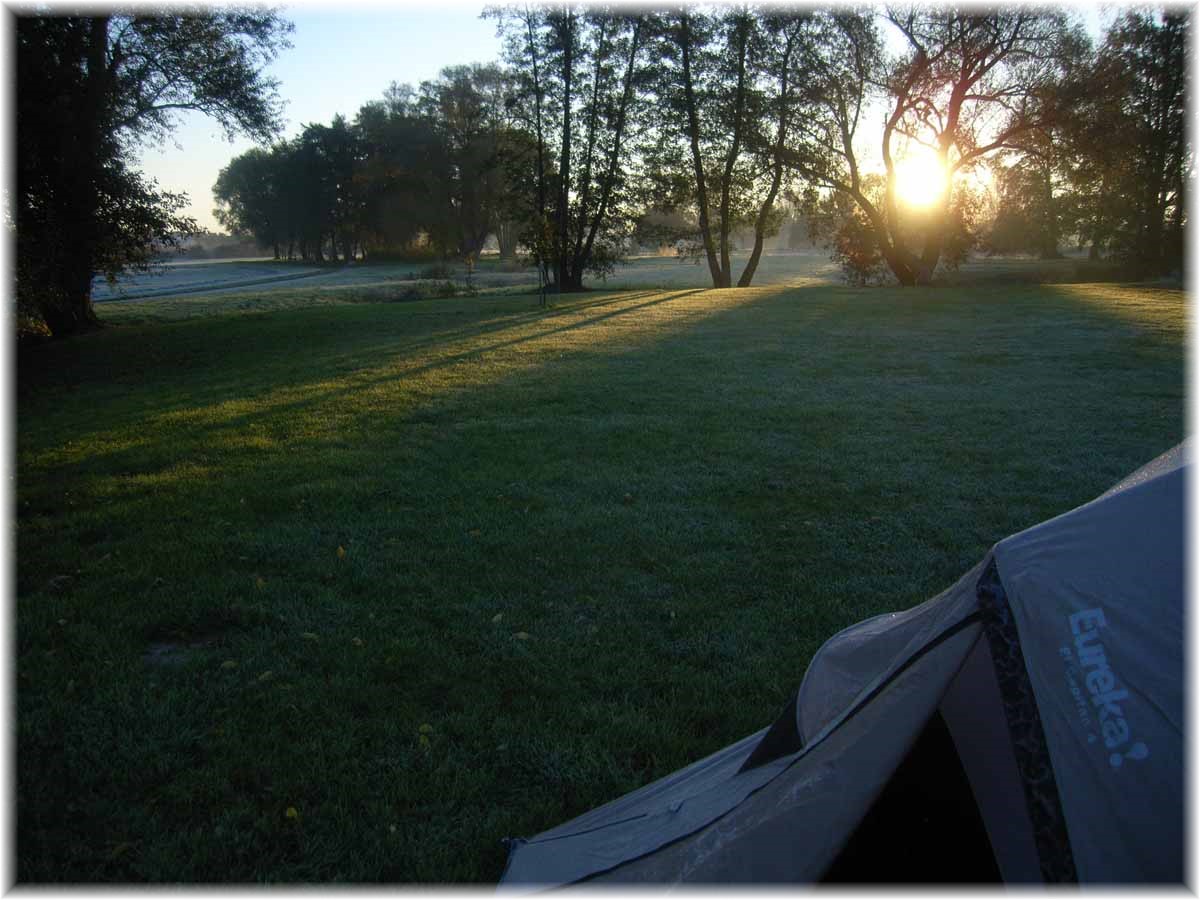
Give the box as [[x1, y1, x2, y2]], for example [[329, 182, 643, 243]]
[[500, 444, 1186, 887]]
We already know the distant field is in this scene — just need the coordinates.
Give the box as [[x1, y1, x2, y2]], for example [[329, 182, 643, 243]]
[[92, 250, 839, 305], [17, 275, 1185, 881], [95, 250, 1128, 325]]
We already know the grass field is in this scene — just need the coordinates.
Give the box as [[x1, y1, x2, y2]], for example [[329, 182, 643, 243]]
[[15, 272, 1185, 881]]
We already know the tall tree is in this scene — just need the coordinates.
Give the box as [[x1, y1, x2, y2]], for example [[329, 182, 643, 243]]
[[788, 8, 1080, 285], [213, 146, 287, 257], [354, 85, 449, 260], [15, 9, 291, 337], [419, 64, 514, 260], [1089, 10, 1189, 275], [987, 8, 1188, 275], [985, 147, 1065, 260], [653, 7, 815, 289], [489, 4, 554, 290], [738, 10, 812, 286], [489, 4, 648, 292]]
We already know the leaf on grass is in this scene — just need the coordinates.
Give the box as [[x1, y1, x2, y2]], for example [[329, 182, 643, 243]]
[[337, 545, 347, 560], [254, 577, 266, 590], [301, 632, 319, 642], [258, 670, 275, 682], [512, 631, 531, 641], [491, 613, 503, 624], [285, 806, 299, 820], [352, 637, 364, 647], [418, 723, 434, 734], [220, 660, 238, 670]]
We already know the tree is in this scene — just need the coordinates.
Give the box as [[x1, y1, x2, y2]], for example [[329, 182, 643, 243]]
[[1083, 10, 1188, 275], [354, 85, 449, 260], [984, 8, 1188, 276], [984, 143, 1065, 259], [788, 8, 1081, 285], [15, 10, 291, 337], [648, 8, 844, 289], [304, 115, 365, 263], [652, 6, 753, 289], [491, 4, 553, 288], [213, 147, 286, 257], [418, 64, 516, 260], [489, 4, 648, 292], [737, 10, 814, 286]]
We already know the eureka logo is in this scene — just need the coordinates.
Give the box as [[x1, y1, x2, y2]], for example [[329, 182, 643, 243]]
[[1066, 608, 1149, 769]]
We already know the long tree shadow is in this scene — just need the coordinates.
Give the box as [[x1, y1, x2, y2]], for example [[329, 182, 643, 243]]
[[14, 276, 1185, 882], [19, 288, 713, 466]]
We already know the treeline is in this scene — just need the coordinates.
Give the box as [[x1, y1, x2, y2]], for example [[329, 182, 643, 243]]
[[214, 68, 522, 266], [15, 6, 1188, 338], [985, 11, 1188, 273], [216, 6, 1188, 293]]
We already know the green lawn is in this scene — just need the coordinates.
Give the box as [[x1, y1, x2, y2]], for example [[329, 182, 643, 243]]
[[16, 279, 1185, 881]]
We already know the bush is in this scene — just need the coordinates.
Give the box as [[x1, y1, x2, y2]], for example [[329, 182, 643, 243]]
[[384, 279, 478, 303], [585, 241, 624, 282], [829, 209, 890, 286]]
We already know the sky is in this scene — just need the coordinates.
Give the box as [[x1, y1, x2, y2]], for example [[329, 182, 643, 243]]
[[137, 3, 1112, 235], [136, 3, 506, 233]]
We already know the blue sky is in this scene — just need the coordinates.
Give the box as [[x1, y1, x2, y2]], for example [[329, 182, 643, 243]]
[[136, 3, 505, 232]]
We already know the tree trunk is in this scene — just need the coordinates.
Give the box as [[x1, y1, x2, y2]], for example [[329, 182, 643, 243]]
[[577, 17, 644, 288], [43, 16, 109, 337], [877, 235, 921, 286], [555, 11, 574, 292], [524, 12, 549, 298], [497, 220, 520, 259], [738, 24, 796, 289], [41, 284, 102, 336], [569, 17, 609, 287], [716, 15, 751, 289], [678, 14, 723, 288]]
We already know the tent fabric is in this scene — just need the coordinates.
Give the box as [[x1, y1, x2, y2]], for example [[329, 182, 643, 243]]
[[500, 564, 986, 887], [938, 636, 1045, 883], [975, 559, 1077, 881], [499, 445, 1186, 888], [993, 456, 1185, 882], [584, 622, 982, 884]]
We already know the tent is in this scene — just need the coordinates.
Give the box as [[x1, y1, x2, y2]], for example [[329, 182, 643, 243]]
[[499, 444, 1186, 886]]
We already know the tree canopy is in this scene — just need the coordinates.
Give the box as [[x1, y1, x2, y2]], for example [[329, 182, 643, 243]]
[[15, 9, 291, 337], [17, 4, 1190, 339]]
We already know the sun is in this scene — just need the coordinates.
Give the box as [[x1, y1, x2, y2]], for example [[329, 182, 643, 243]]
[[893, 149, 949, 210]]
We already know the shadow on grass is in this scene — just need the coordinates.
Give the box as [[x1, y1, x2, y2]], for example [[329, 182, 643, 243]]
[[14, 277, 1185, 882], [19, 288, 707, 461]]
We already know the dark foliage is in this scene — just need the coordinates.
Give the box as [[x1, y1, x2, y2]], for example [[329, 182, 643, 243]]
[[15, 10, 291, 337]]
